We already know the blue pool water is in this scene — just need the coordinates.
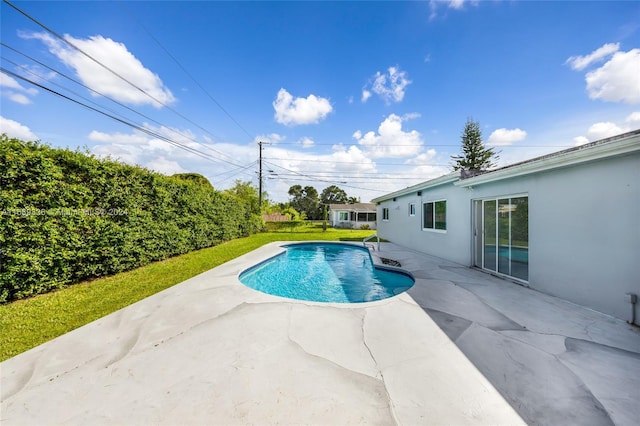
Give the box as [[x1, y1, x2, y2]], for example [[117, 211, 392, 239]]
[[239, 242, 414, 303]]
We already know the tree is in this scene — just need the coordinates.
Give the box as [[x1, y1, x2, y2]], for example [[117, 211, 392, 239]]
[[450, 118, 499, 173], [172, 173, 213, 189], [320, 185, 347, 205], [281, 206, 304, 221], [225, 180, 260, 214], [288, 185, 321, 220], [347, 196, 360, 204]]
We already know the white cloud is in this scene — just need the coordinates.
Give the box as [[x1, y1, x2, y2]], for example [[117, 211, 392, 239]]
[[254, 133, 285, 146], [0, 116, 38, 140], [405, 149, 437, 165], [429, 0, 479, 20], [0, 73, 38, 104], [273, 88, 332, 126], [363, 66, 412, 104], [565, 43, 620, 71], [1, 73, 28, 91], [89, 130, 150, 145], [89, 126, 259, 188], [567, 43, 640, 105], [246, 131, 449, 203], [403, 112, 421, 120], [146, 157, 186, 175], [352, 114, 423, 158], [573, 117, 635, 145], [21, 31, 175, 108], [90, 125, 208, 164], [585, 49, 640, 104], [487, 128, 527, 146], [626, 111, 640, 123], [585, 122, 626, 141], [8, 93, 31, 105], [258, 143, 378, 202], [92, 142, 143, 164], [573, 136, 589, 146], [329, 145, 377, 173], [299, 137, 315, 148]]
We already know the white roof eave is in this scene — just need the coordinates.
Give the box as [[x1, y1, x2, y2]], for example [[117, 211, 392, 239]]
[[371, 172, 459, 203], [455, 133, 640, 188]]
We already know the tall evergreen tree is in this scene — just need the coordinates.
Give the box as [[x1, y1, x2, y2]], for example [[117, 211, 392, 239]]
[[451, 118, 499, 172]]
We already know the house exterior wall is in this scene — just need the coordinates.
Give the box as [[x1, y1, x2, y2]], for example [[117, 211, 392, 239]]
[[330, 210, 377, 229], [377, 185, 472, 265], [376, 150, 640, 323], [524, 153, 639, 321]]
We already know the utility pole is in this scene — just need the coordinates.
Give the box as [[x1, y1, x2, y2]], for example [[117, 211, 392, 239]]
[[258, 141, 263, 211]]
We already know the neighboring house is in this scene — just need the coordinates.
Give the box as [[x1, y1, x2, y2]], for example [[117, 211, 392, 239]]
[[372, 130, 640, 324], [329, 203, 377, 229]]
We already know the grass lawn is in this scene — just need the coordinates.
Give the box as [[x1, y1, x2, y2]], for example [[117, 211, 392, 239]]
[[0, 225, 376, 362]]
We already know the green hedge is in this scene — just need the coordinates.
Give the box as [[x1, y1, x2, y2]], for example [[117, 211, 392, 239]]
[[0, 135, 262, 302]]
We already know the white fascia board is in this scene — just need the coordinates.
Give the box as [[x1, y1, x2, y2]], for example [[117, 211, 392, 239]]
[[455, 133, 640, 188], [372, 172, 459, 203]]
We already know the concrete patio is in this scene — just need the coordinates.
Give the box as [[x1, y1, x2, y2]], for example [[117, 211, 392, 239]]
[[1, 241, 639, 425]]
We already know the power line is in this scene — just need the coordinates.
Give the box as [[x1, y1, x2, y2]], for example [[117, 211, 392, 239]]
[[213, 161, 259, 185], [265, 173, 429, 181], [2, 0, 228, 146], [1, 67, 256, 176], [263, 156, 451, 167], [1, 55, 136, 124], [263, 161, 389, 193], [0, 42, 245, 165], [274, 142, 574, 148], [132, 15, 255, 141]]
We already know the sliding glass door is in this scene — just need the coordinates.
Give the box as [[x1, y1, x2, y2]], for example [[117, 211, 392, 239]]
[[483, 200, 497, 271], [479, 196, 528, 281]]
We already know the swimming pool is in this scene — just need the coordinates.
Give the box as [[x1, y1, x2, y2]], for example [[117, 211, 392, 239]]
[[239, 242, 414, 303]]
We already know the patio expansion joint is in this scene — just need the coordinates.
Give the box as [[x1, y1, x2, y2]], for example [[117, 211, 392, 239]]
[[434, 303, 576, 356], [457, 324, 616, 425], [449, 280, 529, 329], [109, 300, 251, 361], [361, 308, 400, 426], [282, 305, 397, 421]]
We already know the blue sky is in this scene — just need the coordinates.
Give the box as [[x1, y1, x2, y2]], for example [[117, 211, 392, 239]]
[[2, 1, 639, 202]]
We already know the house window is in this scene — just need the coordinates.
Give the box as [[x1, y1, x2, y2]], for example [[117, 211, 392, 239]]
[[423, 200, 446, 231], [409, 203, 416, 216], [382, 208, 389, 221], [357, 212, 376, 221], [481, 196, 528, 281], [339, 212, 349, 221]]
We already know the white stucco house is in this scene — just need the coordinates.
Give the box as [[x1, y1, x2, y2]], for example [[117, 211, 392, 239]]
[[329, 203, 377, 229], [372, 130, 640, 324]]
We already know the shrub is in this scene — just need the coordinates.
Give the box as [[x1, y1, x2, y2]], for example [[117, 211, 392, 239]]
[[0, 135, 262, 302]]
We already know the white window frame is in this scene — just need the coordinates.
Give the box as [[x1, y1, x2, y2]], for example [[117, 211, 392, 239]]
[[338, 211, 349, 221], [409, 203, 416, 216], [422, 199, 447, 232], [382, 207, 389, 221]]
